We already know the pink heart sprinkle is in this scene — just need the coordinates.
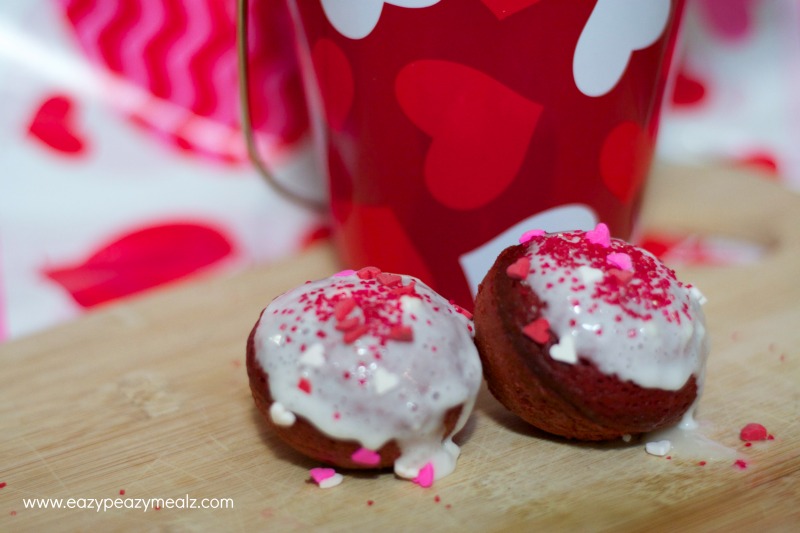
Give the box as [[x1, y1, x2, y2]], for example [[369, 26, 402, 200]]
[[607, 252, 633, 271], [519, 229, 545, 244], [586, 223, 611, 247], [413, 462, 435, 488], [334, 269, 356, 277], [310, 468, 337, 484], [505, 256, 531, 280], [351, 447, 381, 466]]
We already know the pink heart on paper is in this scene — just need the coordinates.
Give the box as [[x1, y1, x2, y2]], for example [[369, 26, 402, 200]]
[[312, 39, 354, 131], [27, 95, 87, 155], [479, 0, 542, 20], [599, 121, 653, 204], [396, 60, 543, 210]]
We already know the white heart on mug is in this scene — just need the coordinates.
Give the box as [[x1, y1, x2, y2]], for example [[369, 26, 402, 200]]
[[458, 204, 597, 299], [573, 0, 671, 97], [320, 0, 441, 40]]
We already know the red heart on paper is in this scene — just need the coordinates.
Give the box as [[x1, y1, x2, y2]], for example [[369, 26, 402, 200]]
[[396, 60, 543, 210], [599, 121, 653, 204], [27, 95, 87, 155], [479, 0, 542, 20], [312, 38, 354, 131], [43, 223, 233, 308]]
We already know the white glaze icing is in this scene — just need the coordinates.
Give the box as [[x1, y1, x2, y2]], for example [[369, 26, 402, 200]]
[[520, 229, 709, 391], [253, 268, 482, 481]]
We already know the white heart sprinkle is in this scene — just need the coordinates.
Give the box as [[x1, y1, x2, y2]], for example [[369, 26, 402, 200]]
[[690, 286, 708, 305], [269, 402, 297, 427], [578, 265, 604, 284], [645, 440, 672, 456], [549, 335, 577, 364], [299, 343, 326, 368], [319, 472, 344, 489], [373, 367, 400, 394]]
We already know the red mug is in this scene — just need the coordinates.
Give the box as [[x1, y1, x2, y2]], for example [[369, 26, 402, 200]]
[[242, 0, 685, 308]]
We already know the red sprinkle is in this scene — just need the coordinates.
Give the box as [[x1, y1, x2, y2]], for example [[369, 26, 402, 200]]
[[734, 459, 748, 470], [357, 266, 381, 280], [298, 378, 312, 394], [390, 280, 417, 296], [522, 318, 550, 344], [0, 482, 6, 489], [740, 423, 769, 442], [608, 268, 634, 284], [335, 316, 361, 331], [367, 500, 375, 506], [376, 273, 402, 287], [343, 324, 370, 344], [388, 325, 414, 342], [434, 495, 441, 503], [506, 256, 531, 280], [698, 461, 707, 466], [119, 489, 125, 495], [333, 298, 357, 321]]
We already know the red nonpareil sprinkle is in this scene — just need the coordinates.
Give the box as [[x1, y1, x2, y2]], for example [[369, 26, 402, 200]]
[[0, 482, 6, 489], [333, 297, 357, 321], [367, 500, 375, 506], [413, 463, 435, 488], [390, 280, 417, 296], [376, 273, 402, 287], [452, 303, 473, 320], [734, 459, 748, 470], [298, 378, 312, 394], [343, 323, 370, 344], [388, 324, 414, 342], [119, 489, 125, 495], [740, 423, 769, 442], [506, 256, 531, 280], [745, 442, 752, 447], [357, 266, 381, 280], [434, 495, 441, 503], [522, 318, 550, 344], [698, 461, 707, 466]]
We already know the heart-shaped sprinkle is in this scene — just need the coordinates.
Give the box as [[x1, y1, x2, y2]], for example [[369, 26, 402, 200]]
[[522, 318, 550, 344], [645, 440, 672, 457], [373, 367, 400, 394], [578, 265, 604, 284], [297, 378, 312, 394], [357, 266, 381, 280], [607, 252, 633, 271], [343, 323, 370, 344], [299, 343, 326, 367], [519, 229, 546, 244], [586, 223, 611, 247], [413, 462, 435, 488], [335, 316, 361, 331], [334, 269, 356, 277], [549, 335, 577, 363], [376, 273, 402, 287], [334, 297, 357, 321], [388, 324, 414, 342], [390, 280, 417, 296], [608, 268, 634, 284], [351, 447, 381, 466], [310, 468, 343, 489], [269, 402, 296, 427], [506, 256, 531, 280]]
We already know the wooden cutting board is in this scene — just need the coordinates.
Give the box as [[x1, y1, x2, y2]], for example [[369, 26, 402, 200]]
[[1, 165, 798, 531]]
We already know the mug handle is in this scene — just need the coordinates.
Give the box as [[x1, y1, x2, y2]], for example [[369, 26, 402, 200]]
[[237, 0, 325, 211]]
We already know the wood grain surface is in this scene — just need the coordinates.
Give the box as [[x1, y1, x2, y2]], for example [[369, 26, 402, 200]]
[[1, 165, 798, 531]]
